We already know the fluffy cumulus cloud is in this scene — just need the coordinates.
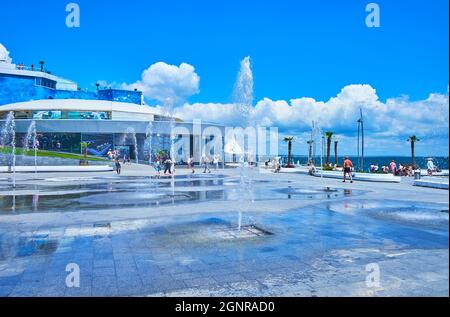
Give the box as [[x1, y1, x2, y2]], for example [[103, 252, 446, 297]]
[[175, 84, 449, 154], [122, 62, 200, 104], [177, 84, 449, 135], [0, 42, 12, 63]]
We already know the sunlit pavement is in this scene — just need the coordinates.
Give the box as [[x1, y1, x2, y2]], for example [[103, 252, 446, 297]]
[[0, 166, 448, 297]]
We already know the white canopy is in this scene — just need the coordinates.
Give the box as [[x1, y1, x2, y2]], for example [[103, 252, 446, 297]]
[[224, 138, 244, 155]]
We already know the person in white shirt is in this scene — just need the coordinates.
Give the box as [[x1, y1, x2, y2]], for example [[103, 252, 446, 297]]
[[427, 158, 435, 176], [202, 155, 211, 173], [213, 154, 220, 171], [187, 156, 195, 174]]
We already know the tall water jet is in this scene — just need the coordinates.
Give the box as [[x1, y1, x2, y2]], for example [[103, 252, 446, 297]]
[[233, 56, 254, 128], [1, 111, 16, 187], [311, 121, 324, 178], [24, 120, 38, 174], [162, 98, 177, 175], [121, 127, 139, 164], [161, 98, 177, 202], [231, 57, 255, 231]]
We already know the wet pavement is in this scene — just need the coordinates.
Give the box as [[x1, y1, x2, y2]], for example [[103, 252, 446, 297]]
[[0, 168, 448, 297]]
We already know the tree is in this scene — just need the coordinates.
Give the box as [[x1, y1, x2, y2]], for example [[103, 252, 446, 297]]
[[307, 140, 314, 163], [407, 136, 420, 168], [325, 132, 334, 165], [334, 139, 339, 165], [283, 136, 295, 167], [80, 142, 88, 159]]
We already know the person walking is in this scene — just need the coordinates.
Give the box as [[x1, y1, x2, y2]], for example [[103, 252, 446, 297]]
[[164, 157, 172, 175], [213, 154, 220, 171], [202, 155, 211, 173], [389, 160, 397, 176], [115, 157, 121, 175], [154, 159, 161, 178], [188, 156, 195, 174], [343, 156, 353, 183]]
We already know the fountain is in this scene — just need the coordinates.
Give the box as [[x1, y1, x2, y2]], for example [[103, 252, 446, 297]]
[[24, 120, 38, 174], [121, 127, 139, 164], [145, 122, 153, 165], [233, 56, 254, 128], [1, 111, 16, 188], [160, 98, 178, 203], [232, 57, 256, 231]]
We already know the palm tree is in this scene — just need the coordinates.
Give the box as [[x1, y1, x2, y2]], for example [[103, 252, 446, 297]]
[[283, 136, 295, 167], [307, 140, 314, 163], [334, 139, 339, 165], [407, 136, 420, 168], [325, 132, 334, 165]]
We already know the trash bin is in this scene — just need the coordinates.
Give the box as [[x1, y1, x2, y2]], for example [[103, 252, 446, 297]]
[[414, 170, 421, 180]]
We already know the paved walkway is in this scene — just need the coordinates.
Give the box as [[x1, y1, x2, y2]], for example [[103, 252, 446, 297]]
[[0, 166, 448, 297]]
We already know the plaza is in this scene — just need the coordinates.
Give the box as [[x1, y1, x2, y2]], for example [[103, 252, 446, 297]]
[[0, 165, 448, 297], [0, 4, 448, 299]]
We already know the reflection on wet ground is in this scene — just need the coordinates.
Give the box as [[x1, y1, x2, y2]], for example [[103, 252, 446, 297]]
[[0, 198, 447, 296], [326, 200, 449, 230], [0, 175, 363, 213], [0, 170, 448, 296]]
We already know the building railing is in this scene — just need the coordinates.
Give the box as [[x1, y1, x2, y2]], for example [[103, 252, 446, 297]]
[[15, 64, 50, 74]]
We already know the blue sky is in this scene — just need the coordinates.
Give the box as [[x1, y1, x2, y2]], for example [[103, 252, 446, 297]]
[[0, 0, 448, 156]]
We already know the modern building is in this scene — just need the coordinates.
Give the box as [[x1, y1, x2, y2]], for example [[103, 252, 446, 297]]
[[0, 57, 225, 163]]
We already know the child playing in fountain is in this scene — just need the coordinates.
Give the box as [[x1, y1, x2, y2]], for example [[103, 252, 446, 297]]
[[115, 157, 121, 175], [154, 159, 161, 178], [188, 156, 195, 174], [164, 158, 173, 175]]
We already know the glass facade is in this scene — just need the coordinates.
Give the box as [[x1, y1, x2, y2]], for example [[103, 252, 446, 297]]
[[0, 74, 55, 106], [35, 77, 56, 89], [0, 73, 143, 106], [16, 132, 82, 153], [16, 131, 179, 162], [0, 110, 112, 120]]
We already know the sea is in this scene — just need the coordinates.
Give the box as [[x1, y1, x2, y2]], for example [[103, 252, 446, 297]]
[[277, 156, 449, 171]]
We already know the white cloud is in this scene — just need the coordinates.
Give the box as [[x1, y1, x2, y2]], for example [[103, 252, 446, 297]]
[[122, 62, 200, 104], [174, 102, 241, 126], [0, 43, 12, 63], [174, 84, 449, 154]]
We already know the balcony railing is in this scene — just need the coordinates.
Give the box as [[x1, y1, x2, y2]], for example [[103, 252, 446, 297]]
[[15, 64, 50, 74]]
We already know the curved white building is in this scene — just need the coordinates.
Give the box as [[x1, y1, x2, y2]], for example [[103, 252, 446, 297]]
[[0, 59, 224, 163]]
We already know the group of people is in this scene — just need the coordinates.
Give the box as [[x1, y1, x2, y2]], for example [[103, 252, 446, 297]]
[[16, 63, 29, 70], [152, 154, 221, 177], [385, 160, 414, 177], [106, 150, 132, 175], [307, 156, 355, 182], [187, 154, 221, 174], [151, 157, 173, 178], [372, 158, 440, 177], [264, 158, 281, 173]]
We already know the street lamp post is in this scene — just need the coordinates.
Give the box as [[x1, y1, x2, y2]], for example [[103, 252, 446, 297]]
[[356, 108, 365, 172], [360, 108, 365, 173]]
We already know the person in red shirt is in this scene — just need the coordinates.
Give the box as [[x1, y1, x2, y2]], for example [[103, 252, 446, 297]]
[[343, 156, 353, 183]]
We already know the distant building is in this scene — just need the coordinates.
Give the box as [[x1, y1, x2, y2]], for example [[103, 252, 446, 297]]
[[0, 58, 224, 163]]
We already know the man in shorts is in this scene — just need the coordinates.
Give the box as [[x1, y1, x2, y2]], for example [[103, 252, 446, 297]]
[[343, 156, 353, 183]]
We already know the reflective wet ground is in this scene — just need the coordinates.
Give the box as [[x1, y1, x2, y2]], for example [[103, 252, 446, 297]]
[[0, 171, 448, 296], [0, 174, 362, 213]]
